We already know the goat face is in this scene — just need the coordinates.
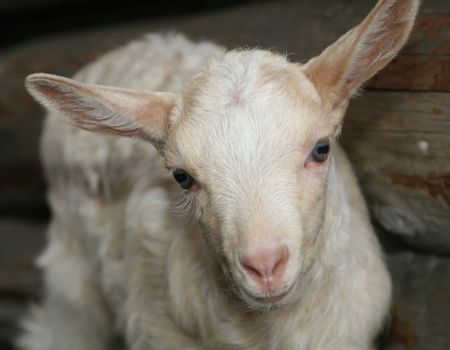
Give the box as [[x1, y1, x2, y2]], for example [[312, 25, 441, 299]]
[[163, 51, 333, 306]]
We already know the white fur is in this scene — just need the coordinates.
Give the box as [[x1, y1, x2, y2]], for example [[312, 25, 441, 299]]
[[19, 1, 419, 348]]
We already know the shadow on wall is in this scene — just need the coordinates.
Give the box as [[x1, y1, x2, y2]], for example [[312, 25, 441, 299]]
[[0, 0, 269, 49]]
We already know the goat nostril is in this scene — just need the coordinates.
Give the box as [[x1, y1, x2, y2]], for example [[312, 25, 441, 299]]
[[242, 263, 264, 279], [273, 253, 288, 276], [240, 245, 289, 284]]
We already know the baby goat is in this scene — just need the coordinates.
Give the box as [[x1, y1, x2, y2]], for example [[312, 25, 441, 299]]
[[20, 0, 418, 349]]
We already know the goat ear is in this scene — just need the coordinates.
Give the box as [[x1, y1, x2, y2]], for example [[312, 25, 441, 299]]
[[304, 0, 419, 110], [25, 73, 177, 145]]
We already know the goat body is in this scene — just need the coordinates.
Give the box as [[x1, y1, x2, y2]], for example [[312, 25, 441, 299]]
[[20, 1, 419, 349]]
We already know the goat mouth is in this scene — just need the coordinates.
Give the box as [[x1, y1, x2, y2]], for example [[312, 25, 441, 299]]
[[242, 285, 293, 305], [254, 292, 288, 304]]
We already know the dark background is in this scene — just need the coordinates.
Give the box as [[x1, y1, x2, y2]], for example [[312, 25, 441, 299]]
[[1, 0, 267, 49]]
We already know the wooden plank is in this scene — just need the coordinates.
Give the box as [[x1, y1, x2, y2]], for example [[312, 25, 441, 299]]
[[341, 91, 450, 252], [368, 13, 450, 92], [381, 252, 450, 350]]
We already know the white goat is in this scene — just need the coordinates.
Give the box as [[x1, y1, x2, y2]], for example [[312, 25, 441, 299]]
[[19, 0, 418, 349]]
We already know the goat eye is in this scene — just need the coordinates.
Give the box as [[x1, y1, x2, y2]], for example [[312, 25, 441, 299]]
[[173, 169, 196, 190], [311, 139, 330, 162]]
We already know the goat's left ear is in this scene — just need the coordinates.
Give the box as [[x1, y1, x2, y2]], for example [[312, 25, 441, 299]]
[[304, 0, 419, 110], [25, 73, 177, 145]]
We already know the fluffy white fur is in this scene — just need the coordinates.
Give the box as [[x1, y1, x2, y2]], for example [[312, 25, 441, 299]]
[[19, 1, 419, 349]]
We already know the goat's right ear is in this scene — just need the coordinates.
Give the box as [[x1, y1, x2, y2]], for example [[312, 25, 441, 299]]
[[25, 73, 177, 145]]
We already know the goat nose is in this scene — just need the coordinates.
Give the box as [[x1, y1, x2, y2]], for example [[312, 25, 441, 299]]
[[240, 245, 289, 288]]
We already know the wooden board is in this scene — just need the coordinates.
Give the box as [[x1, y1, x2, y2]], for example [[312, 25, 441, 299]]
[[368, 13, 450, 92], [382, 252, 450, 350], [341, 91, 450, 252]]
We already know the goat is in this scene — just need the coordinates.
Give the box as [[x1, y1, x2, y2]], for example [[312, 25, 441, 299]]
[[19, 0, 419, 349]]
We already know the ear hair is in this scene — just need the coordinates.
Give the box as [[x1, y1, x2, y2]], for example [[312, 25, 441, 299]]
[[25, 73, 177, 145], [304, 0, 419, 110]]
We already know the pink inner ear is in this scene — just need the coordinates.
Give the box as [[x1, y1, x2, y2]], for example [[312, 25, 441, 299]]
[[31, 78, 69, 103], [124, 92, 174, 128]]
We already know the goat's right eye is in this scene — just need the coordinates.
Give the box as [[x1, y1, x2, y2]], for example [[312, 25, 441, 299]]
[[172, 169, 197, 190]]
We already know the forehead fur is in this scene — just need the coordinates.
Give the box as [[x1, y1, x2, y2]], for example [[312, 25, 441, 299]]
[[166, 50, 330, 171], [180, 49, 321, 113]]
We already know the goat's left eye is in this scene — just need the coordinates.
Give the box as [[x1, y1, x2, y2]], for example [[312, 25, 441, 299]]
[[311, 139, 330, 163], [173, 168, 197, 190]]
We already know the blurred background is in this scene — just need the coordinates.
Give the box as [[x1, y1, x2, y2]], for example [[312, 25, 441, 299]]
[[0, 0, 449, 349]]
